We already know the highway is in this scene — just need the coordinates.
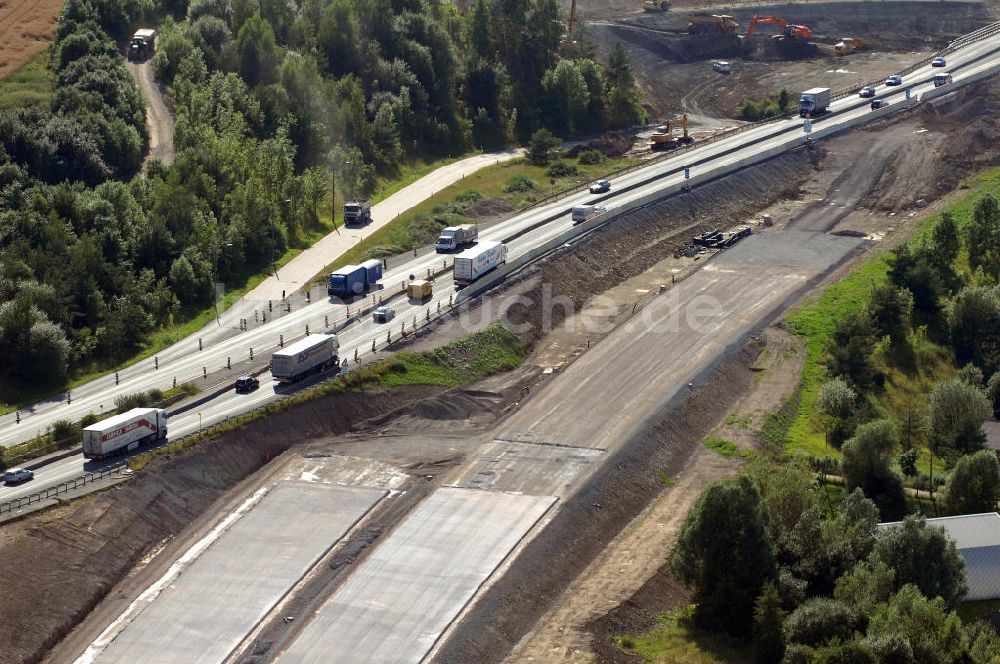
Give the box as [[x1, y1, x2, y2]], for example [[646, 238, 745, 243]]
[[4, 30, 1000, 506]]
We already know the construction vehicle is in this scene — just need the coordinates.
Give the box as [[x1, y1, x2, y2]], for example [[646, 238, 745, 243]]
[[746, 15, 813, 41], [561, 0, 579, 52], [650, 115, 693, 150], [687, 14, 740, 34], [834, 37, 876, 55], [344, 198, 371, 225], [643, 0, 671, 11], [128, 29, 156, 61]]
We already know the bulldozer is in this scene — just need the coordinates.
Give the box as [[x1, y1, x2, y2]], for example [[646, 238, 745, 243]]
[[643, 0, 671, 11], [687, 14, 740, 34], [650, 115, 693, 151], [834, 37, 877, 55], [745, 15, 813, 41]]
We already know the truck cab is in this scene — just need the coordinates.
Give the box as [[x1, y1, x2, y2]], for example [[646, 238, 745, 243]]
[[344, 199, 372, 225], [128, 29, 156, 61]]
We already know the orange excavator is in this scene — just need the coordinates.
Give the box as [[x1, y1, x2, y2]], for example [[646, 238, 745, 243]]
[[745, 15, 813, 41]]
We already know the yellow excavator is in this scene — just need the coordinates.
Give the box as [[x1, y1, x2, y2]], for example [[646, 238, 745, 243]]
[[650, 115, 693, 151], [834, 37, 877, 55], [687, 14, 740, 34], [643, 0, 671, 11]]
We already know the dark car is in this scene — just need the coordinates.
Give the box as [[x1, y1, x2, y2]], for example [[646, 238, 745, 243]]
[[588, 179, 611, 194], [870, 99, 888, 111], [235, 375, 259, 392], [858, 86, 876, 98], [885, 75, 902, 86]]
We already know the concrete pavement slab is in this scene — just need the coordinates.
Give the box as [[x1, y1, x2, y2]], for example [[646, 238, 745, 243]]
[[276, 486, 556, 664], [90, 481, 385, 664]]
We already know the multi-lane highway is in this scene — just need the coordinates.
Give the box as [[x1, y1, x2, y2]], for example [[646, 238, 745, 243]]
[[4, 29, 1000, 506]]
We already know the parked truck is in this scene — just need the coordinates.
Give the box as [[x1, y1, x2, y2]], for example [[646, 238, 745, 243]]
[[328, 258, 382, 298], [83, 407, 167, 459], [453, 240, 507, 285], [128, 29, 156, 61], [435, 224, 478, 252], [344, 199, 372, 225], [799, 87, 831, 117], [271, 334, 339, 383]]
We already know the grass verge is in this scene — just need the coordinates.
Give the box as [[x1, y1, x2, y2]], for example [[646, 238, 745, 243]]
[[127, 324, 523, 471], [613, 606, 751, 664], [702, 437, 748, 458], [0, 50, 55, 110]]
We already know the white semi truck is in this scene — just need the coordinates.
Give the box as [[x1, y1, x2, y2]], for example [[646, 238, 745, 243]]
[[271, 334, 339, 383], [435, 224, 478, 252], [83, 407, 168, 459], [453, 240, 507, 285]]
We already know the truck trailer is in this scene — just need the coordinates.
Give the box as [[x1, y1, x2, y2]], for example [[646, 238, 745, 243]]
[[344, 199, 372, 225], [83, 407, 167, 459], [271, 334, 339, 383], [454, 240, 507, 285], [328, 259, 382, 298], [435, 224, 478, 252], [799, 87, 831, 117]]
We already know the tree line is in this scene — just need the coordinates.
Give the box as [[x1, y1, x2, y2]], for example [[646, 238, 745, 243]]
[[0, 0, 647, 397]]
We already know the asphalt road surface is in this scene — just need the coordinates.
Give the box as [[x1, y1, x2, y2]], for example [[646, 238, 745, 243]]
[[81, 482, 385, 664]]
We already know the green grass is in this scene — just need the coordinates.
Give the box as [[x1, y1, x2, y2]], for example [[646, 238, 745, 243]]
[[311, 153, 641, 284], [0, 51, 55, 110], [613, 606, 752, 664], [128, 324, 524, 471], [703, 437, 749, 458]]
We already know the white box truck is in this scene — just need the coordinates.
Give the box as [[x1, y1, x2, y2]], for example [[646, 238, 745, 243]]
[[799, 87, 831, 117], [435, 224, 478, 252], [453, 240, 507, 285], [83, 407, 167, 459], [271, 334, 339, 383], [572, 204, 607, 224]]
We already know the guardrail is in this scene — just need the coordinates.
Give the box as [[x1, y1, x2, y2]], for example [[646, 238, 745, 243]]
[[0, 464, 128, 516]]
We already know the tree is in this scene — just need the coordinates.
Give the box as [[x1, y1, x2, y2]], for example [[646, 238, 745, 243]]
[[0, 296, 71, 391], [945, 450, 1000, 515], [899, 449, 919, 479], [842, 419, 907, 520], [987, 371, 1000, 418], [671, 476, 777, 638], [929, 378, 991, 457], [949, 286, 1000, 374], [541, 60, 589, 134], [753, 582, 785, 664], [965, 194, 1000, 280], [867, 284, 913, 363], [783, 597, 861, 648], [237, 13, 279, 87], [930, 211, 960, 271], [958, 363, 986, 390], [468, 0, 492, 60], [778, 88, 790, 113], [606, 41, 634, 90], [817, 377, 856, 449], [867, 585, 962, 664], [834, 559, 897, 617], [528, 127, 560, 166], [824, 313, 881, 391], [870, 516, 967, 606], [895, 396, 927, 451]]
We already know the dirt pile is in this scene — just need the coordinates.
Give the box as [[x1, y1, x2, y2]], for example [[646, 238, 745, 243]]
[[464, 197, 515, 219], [565, 131, 636, 158], [0, 386, 442, 663]]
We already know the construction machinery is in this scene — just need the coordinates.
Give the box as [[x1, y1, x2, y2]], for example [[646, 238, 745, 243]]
[[643, 0, 671, 11], [746, 15, 813, 41], [834, 37, 877, 55], [650, 115, 693, 151], [561, 0, 579, 52], [687, 14, 740, 34]]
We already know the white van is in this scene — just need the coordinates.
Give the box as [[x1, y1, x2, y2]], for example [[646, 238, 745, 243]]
[[712, 61, 731, 74], [933, 72, 953, 87], [572, 205, 607, 225]]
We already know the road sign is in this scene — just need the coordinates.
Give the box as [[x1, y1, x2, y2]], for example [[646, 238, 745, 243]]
[[803, 119, 813, 134], [684, 167, 690, 179], [905, 87, 911, 99]]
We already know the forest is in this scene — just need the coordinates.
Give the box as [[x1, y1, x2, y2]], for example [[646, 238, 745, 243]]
[[0, 0, 646, 396]]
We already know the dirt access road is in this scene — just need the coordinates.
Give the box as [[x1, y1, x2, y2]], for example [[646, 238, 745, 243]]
[[0, 0, 62, 79], [126, 60, 175, 168]]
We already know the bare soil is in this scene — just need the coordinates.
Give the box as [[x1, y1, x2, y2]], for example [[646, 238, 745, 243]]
[[125, 60, 176, 167], [0, 0, 62, 80]]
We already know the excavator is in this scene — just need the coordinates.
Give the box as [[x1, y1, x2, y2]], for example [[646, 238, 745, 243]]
[[687, 14, 740, 34], [643, 0, 671, 12], [560, 0, 578, 52], [650, 115, 693, 151], [745, 15, 813, 41]]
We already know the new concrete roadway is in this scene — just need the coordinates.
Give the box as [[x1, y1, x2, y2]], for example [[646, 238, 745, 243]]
[[4, 30, 1000, 504]]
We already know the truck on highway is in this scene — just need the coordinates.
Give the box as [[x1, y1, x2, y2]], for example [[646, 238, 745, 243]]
[[454, 240, 507, 286], [83, 407, 168, 459], [328, 259, 382, 299], [572, 204, 608, 224], [128, 29, 156, 61], [798, 87, 831, 117], [435, 224, 478, 252], [344, 199, 372, 225], [407, 279, 433, 300], [271, 334, 339, 383], [933, 72, 953, 87]]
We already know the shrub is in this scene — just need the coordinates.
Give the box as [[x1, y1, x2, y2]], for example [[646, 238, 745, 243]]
[[52, 419, 80, 442], [577, 148, 606, 165], [503, 174, 537, 193], [546, 159, 579, 178], [783, 597, 860, 648]]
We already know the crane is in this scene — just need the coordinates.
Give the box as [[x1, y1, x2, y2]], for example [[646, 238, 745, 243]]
[[745, 15, 813, 41]]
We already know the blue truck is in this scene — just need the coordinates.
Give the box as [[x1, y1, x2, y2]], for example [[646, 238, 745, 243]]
[[328, 259, 382, 299]]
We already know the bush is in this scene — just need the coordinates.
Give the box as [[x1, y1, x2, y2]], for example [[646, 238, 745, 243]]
[[783, 597, 860, 648], [577, 148, 606, 165], [52, 419, 80, 442], [545, 159, 579, 178], [504, 174, 537, 193], [114, 388, 165, 413]]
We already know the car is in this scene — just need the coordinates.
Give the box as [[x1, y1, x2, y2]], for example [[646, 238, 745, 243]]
[[234, 375, 259, 392], [871, 99, 889, 111], [373, 306, 396, 323], [931, 56, 947, 67], [885, 75, 902, 86], [589, 179, 611, 194], [858, 86, 876, 98], [4, 468, 34, 485], [711, 61, 731, 74]]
